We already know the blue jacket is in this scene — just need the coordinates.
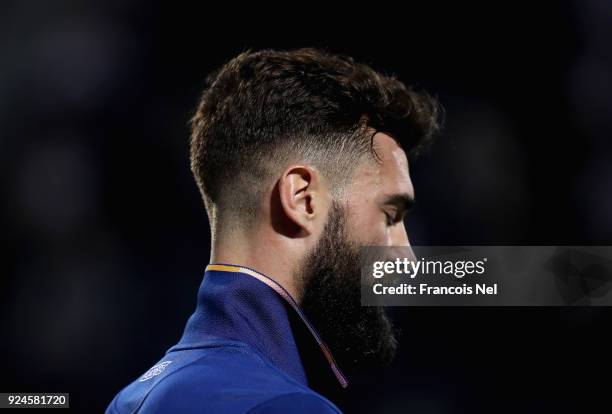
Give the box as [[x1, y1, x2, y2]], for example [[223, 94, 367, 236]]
[[106, 264, 347, 413]]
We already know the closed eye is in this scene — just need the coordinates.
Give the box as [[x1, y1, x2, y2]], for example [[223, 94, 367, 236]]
[[382, 193, 414, 226], [384, 211, 395, 226], [383, 209, 403, 226]]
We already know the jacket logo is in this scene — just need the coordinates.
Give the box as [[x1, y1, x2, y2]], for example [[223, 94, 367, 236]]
[[139, 361, 173, 382]]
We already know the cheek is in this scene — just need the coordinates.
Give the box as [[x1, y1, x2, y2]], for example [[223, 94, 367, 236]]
[[346, 204, 389, 245]]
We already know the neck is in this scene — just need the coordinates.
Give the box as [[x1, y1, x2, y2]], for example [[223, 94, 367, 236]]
[[210, 227, 303, 301]]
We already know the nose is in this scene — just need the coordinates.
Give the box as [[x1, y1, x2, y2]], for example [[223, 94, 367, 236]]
[[386, 223, 415, 264], [390, 222, 410, 246]]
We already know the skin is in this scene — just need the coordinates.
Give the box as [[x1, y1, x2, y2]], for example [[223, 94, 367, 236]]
[[210, 132, 414, 301]]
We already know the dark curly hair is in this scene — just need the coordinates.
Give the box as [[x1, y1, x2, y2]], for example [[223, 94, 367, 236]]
[[190, 48, 440, 227]]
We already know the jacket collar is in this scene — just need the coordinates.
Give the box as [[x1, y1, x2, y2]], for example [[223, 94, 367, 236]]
[[172, 263, 348, 388]]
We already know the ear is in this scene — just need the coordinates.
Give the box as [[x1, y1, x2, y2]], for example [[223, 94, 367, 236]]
[[278, 165, 322, 236]]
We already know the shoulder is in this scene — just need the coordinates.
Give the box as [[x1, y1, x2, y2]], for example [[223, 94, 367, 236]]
[[108, 344, 339, 414]]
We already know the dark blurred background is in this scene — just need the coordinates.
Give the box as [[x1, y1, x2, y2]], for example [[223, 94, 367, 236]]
[[2, 1, 611, 412]]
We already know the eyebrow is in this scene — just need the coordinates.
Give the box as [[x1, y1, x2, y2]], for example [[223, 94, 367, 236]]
[[383, 193, 415, 214]]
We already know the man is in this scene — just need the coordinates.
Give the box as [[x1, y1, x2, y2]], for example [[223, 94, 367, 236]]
[[106, 48, 439, 413]]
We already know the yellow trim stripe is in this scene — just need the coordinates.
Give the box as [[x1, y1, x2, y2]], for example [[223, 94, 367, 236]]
[[206, 264, 242, 273]]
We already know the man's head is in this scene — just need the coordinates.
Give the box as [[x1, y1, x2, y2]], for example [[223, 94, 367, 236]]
[[190, 48, 438, 232], [190, 48, 440, 374]]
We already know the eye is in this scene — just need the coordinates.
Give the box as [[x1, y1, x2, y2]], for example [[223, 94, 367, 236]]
[[383, 211, 396, 226]]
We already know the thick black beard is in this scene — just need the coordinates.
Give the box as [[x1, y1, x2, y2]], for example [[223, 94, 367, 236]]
[[299, 202, 397, 376]]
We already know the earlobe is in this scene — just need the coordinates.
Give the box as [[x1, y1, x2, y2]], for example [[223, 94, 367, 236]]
[[278, 165, 318, 235]]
